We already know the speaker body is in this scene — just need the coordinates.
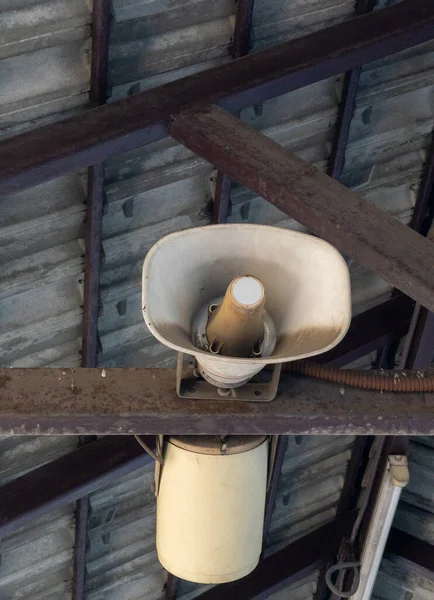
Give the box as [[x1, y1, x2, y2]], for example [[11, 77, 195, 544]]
[[156, 436, 268, 583], [142, 224, 351, 384]]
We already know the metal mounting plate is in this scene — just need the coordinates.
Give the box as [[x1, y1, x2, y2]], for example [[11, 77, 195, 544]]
[[176, 352, 282, 402]]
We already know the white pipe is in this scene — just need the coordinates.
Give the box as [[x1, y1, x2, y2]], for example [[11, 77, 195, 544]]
[[351, 456, 409, 600]]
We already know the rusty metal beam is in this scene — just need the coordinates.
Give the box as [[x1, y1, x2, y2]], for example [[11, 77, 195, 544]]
[[0, 436, 153, 538], [72, 495, 90, 600], [402, 132, 434, 369], [231, 0, 255, 59], [0, 368, 433, 435], [170, 105, 434, 312], [327, 0, 377, 181], [195, 511, 356, 600], [405, 308, 434, 369], [262, 436, 288, 546], [75, 4, 111, 597], [164, 575, 180, 600], [82, 0, 111, 368], [410, 135, 434, 235], [1, 0, 433, 195], [213, 0, 254, 223]]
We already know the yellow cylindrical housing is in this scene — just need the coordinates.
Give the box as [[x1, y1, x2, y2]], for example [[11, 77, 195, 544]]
[[156, 435, 268, 584]]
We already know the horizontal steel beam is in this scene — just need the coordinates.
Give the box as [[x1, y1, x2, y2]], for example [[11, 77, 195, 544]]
[[385, 529, 434, 581], [196, 511, 356, 599], [1, 368, 433, 435], [170, 105, 434, 312], [0, 436, 153, 538], [1, 0, 433, 194]]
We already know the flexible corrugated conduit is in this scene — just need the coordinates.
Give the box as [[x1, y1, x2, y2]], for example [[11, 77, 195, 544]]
[[283, 361, 434, 392]]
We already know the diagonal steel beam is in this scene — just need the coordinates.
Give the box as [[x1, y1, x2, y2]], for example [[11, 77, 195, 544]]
[[170, 104, 434, 312], [0, 436, 153, 538], [0, 368, 433, 435], [0, 0, 433, 195]]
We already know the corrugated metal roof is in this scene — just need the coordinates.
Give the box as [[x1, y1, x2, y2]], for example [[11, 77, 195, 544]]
[[0, 436, 77, 600], [267, 570, 320, 600], [0, 1, 90, 597], [0, 0, 90, 368], [99, 0, 359, 368], [373, 557, 434, 600], [265, 435, 354, 555], [99, 0, 237, 368], [85, 462, 165, 600], [251, 0, 355, 51], [1, 1, 431, 365], [0, 0, 433, 599]]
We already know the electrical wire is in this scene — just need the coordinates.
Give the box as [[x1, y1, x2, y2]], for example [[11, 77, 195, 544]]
[[325, 561, 361, 598], [134, 434, 164, 465], [283, 361, 434, 392]]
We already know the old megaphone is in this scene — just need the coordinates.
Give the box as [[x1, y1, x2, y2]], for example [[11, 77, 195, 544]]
[[142, 224, 351, 400]]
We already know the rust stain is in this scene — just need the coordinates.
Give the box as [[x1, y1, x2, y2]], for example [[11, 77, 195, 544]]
[[276, 325, 342, 357], [0, 374, 11, 389]]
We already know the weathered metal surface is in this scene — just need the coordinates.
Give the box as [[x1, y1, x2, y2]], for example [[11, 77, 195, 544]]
[[250, 0, 355, 53], [76, 4, 112, 596], [319, 295, 414, 367], [327, 0, 377, 181], [0, 436, 153, 537], [404, 307, 434, 369], [264, 436, 354, 559], [213, 170, 232, 223], [385, 529, 434, 582], [262, 436, 288, 546], [83, 163, 104, 367], [89, 0, 111, 109], [328, 66, 362, 181], [378, 437, 434, 596], [82, 0, 111, 369], [195, 512, 355, 599], [0, 436, 77, 599], [394, 437, 434, 544], [170, 105, 434, 312], [1, 0, 433, 194], [410, 134, 434, 235], [0, 368, 433, 435], [72, 496, 90, 600], [232, 0, 254, 58], [165, 574, 180, 600], [212, 0, 254, 224], [0, 0, 90, 370]]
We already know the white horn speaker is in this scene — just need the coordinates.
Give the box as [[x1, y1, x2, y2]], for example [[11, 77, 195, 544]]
[[142, 224, 351, 400]]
